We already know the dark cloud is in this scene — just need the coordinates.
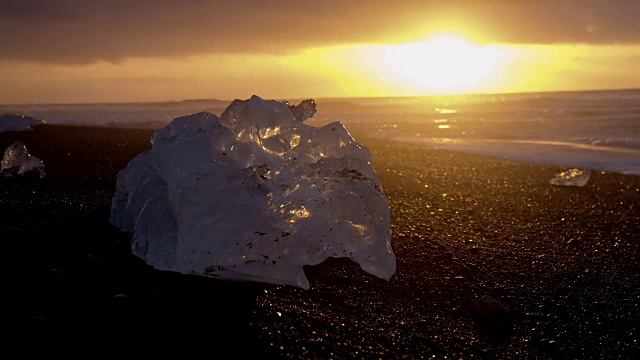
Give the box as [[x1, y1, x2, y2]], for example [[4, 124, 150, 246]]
[[1, 0, 639, 64]]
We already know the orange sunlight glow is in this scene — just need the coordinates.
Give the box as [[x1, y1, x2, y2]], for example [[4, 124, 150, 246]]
[[380, 35, 505, 93], [6, 30, 640, 104]]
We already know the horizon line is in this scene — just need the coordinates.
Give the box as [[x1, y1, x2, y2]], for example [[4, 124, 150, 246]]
[[1, 87, 639, 108]]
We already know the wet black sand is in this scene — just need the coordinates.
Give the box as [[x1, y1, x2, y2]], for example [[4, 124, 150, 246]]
[[1, 125, 639, 357]]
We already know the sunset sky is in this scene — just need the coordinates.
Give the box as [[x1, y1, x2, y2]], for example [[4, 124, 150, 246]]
[[1, 0, 640, 104]]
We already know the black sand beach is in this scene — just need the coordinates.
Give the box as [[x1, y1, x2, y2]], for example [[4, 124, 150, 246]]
[[1, 124, 638, 358]]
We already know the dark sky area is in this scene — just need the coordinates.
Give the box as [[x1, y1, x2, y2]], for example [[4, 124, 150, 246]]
[[1, 0, 639, 64]]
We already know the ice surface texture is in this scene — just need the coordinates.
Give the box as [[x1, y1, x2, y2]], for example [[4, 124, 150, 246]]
[[0, 114, 44, 132], [1, 141, 45, 177], [111, 96, 395, 289]]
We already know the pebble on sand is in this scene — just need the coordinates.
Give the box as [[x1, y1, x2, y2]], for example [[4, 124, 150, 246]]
[[472, 295, 510, 317]]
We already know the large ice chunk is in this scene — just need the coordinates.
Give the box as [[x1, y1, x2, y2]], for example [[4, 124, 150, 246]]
[[0, 114, 44, 132], [1, 141, 45, 178], [110, 96, 395, 289]]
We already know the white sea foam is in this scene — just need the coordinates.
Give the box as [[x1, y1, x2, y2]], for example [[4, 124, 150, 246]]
[[394, 137, 640, 175]]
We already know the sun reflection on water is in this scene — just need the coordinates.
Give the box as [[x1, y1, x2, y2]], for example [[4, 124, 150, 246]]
[[435, 108, 458, 114]]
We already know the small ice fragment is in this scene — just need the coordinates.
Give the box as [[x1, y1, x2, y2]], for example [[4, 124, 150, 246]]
[[286, 99, 317, 122], [549, 168, 591, 187], [1, 141, 45, 178], [110, 96, 394, 289]]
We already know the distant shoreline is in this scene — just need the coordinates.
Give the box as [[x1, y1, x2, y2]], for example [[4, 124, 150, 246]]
[[2, 87, 639, 107]]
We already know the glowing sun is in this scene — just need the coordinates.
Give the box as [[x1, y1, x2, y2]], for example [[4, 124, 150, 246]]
[[381, 35, 504, 93]]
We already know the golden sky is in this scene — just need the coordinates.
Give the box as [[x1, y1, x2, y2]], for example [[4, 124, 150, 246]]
[[1, 0, 640, 104]]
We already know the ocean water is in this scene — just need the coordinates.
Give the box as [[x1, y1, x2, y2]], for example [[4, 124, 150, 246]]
[[2, 89, 639, 175], [313, 90, 640, 176]]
